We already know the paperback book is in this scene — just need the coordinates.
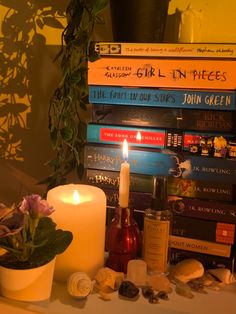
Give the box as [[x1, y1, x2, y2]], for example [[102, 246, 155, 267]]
[[167, 177, 234, 202], [87, 123, 234, 151], [172, 215, 235, 244], [169, 197, 236, 223], [89, 86, 236, 111], [84, 144, 236, 184], [86, 169, 235, 201], [85, 169, 153, 193], [169, 235, 232, 258], [94, 42, 236, 58], [88, 57, 236, 90], [92, 104, 236, 132]]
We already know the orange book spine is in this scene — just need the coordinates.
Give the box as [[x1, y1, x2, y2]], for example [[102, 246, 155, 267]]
[[88, 58, 236, 90]]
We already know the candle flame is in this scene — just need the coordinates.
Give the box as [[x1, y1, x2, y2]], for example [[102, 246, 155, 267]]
[[136, 131, 142, 141], [73, 190, 80, 205], [123, 139, 128, 161]]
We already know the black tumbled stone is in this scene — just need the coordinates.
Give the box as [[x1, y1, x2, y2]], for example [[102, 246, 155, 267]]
[[118, 281, 139, 300]]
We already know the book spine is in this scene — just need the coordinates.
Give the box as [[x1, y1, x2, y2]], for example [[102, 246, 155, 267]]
[[167, 177, 234, 202], [169, 235, 232, 258], [87, 123, 234, 151], [88, 57, 236, 90], [92, 105, 236, 132], [85, 169, 153, 193], [85, 168, 235, 201], [169, 197, 236, 223], [170, 248, 235, 272], [172, 215, 235, 244], [95, 42, 236, 58], [89, 86, 236, 111], [84, 144, 236, 184]]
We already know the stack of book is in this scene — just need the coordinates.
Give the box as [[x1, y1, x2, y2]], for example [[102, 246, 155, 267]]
[[86, 42, 236, 271]]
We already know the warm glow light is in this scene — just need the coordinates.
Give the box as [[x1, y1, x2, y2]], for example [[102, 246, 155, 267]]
[[46, 184, 106, 281], [73, 190, 80, 204], [136, 131, 142, 141], [122, 139, 128, 161]]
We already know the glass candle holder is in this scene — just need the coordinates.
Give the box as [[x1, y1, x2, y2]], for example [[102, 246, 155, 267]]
[[105, 206, 141, 274]]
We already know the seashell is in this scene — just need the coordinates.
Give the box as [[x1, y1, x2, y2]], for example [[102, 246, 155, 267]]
[[170, 258, 204, 283], [67, 272, 93, 299], [207, 268, 236, 285], [94, 267, 124, 290]]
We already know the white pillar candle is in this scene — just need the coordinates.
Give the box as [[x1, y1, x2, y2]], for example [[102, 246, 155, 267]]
[[47, 184, 106, 282], [119, 139, 130, 208]]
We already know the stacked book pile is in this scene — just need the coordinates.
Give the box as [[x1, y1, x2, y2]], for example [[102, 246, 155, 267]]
[[86, 42, 236, 271]]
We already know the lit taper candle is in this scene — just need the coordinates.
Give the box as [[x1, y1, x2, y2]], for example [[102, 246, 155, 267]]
[[119, 139, 130, 208]]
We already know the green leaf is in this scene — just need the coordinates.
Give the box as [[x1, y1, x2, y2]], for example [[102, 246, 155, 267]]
[[60, 126, 73, 141], [76, 162, 84, 179], [50, 127, 58, 148], [91, 0, 109, 14], [30, 230, 73, 267]]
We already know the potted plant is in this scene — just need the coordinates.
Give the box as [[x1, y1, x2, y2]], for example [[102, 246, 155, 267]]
[[44, 0, 108, 190], [0, 194, 73, 301]]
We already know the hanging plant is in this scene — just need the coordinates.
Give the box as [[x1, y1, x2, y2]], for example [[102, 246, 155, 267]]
[[43, 0, 108, 190]]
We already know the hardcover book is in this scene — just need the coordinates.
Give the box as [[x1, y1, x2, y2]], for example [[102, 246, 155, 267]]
[[94, 42, 236, 58], [172, 215, 235, 244], [169, 197, 236, 223], [84, 144, 236, 184], [89, 86, 236, 111], [88, 57, 236, 90], [92, 104, 236, 132], [169, 235, 232, 257]]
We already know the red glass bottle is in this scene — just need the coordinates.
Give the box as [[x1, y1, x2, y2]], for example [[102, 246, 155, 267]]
[[105, 206, 141, 274]]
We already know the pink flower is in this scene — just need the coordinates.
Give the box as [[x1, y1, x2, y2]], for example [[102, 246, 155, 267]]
[[19, 194, 54, 218]]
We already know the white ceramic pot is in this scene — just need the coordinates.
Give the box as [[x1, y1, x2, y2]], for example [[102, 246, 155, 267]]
[[0, 258, 55, 302]]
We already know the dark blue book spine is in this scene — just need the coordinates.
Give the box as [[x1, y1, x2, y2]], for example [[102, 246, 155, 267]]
[[92, 104, 236, 132], [84, 144, 236, 184], [85, 169, 153, 193], [89, 86, 236, 111], [168, 197, 236, 223]]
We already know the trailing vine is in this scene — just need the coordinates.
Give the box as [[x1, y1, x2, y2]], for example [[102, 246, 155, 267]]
[[44, 0, 108, 190]]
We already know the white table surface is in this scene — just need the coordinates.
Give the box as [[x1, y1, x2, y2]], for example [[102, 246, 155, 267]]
[[1, 280, 236, 314]]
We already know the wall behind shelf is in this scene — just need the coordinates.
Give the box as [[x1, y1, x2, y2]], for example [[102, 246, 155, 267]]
[[93, 0, 236, 43], [165, 0, 236, 43]]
